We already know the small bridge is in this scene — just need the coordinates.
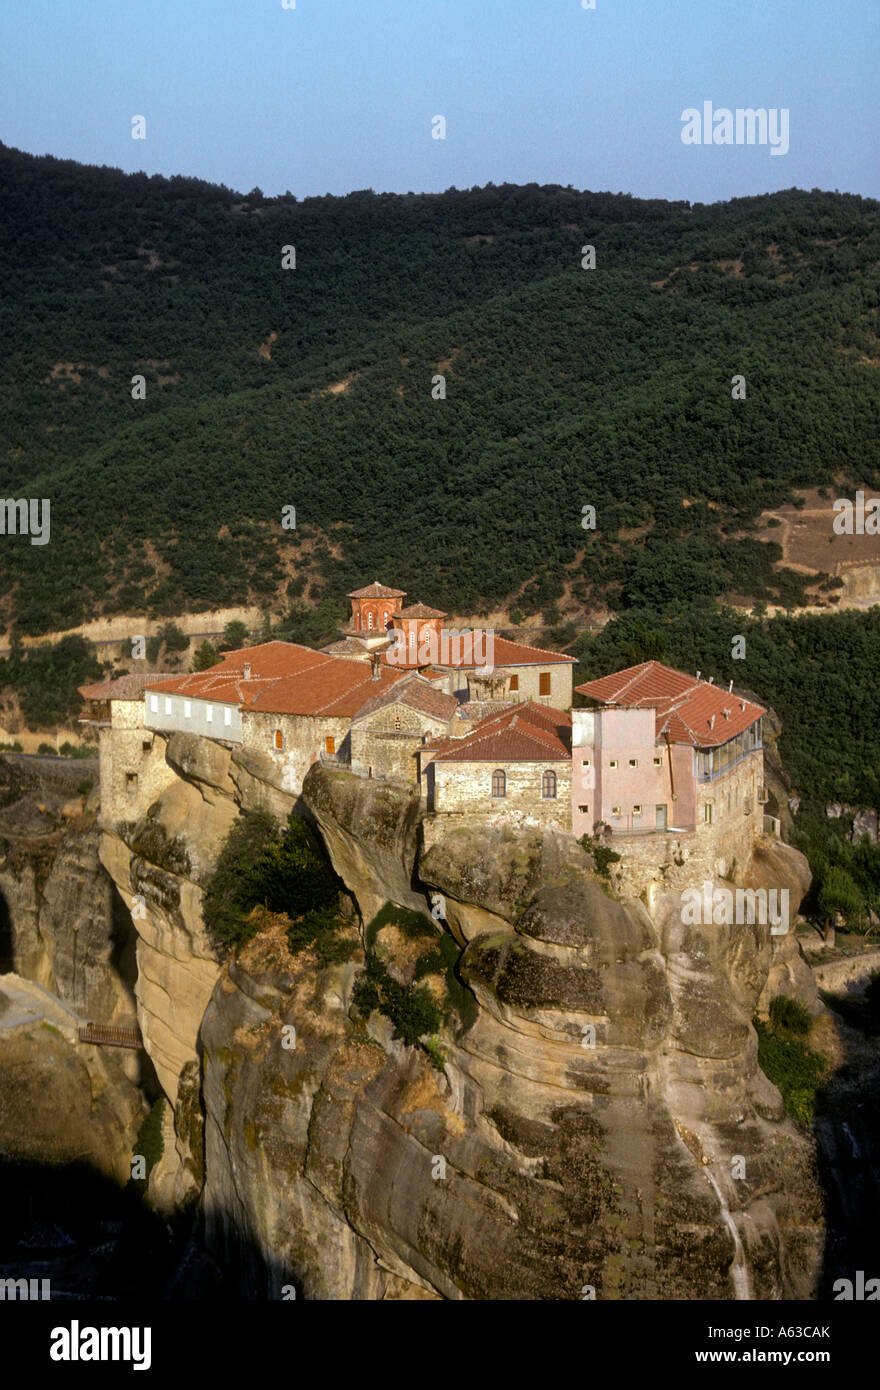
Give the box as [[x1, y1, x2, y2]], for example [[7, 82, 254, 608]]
[[77, 1022, 142, 1049]]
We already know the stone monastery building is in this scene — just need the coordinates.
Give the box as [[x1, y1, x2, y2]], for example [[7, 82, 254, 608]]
[[81, 582, 772, 889]]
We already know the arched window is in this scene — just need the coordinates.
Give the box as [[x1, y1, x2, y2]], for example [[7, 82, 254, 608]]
[[542, 770, 557, 799], [491, 769, 506, 798], [356, 612, 361, 630], [368, 611, 374, 630], [383, 610, 389, 629], [274, 729, 283, 750], [394, 714, 401, 730]]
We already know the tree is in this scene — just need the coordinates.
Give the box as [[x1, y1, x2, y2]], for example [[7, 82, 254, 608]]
[[192, 640, 221, 671], [220, 619, 250, 651]]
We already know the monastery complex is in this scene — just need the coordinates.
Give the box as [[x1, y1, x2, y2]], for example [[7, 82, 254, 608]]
[[80, 581, 774, 896]]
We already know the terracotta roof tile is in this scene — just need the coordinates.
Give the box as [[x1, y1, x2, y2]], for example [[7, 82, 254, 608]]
[[351, 676, 458, 723], [576, 660, 765, 747], [397, 603, 447, 619], [347, 581, 407, 599], [79, 673, 177, 701], [427, 702, 571, 762]]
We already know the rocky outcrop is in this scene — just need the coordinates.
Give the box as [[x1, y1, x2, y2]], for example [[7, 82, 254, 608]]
[[303, 764, 426, 924], [200, 791, 824, 1300], [0, 975, 143, 1182]]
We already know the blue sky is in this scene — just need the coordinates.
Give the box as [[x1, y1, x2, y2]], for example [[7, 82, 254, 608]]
[[1, 0, 877, 203]]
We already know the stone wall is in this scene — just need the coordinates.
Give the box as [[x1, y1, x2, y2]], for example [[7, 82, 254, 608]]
[[423, 759, 572, 849], [100, 703, 178, 825], [351, 703, 450, 782], [242, 711, 352, 797]]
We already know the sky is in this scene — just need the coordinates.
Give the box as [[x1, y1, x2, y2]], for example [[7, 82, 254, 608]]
[[0, 0, 877, 204]]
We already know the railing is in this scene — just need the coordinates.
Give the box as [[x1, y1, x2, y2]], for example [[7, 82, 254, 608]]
[[77, 1023, 142, 1049]]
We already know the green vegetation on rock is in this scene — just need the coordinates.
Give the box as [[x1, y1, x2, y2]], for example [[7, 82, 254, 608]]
[[754, 999, 828, 1129]]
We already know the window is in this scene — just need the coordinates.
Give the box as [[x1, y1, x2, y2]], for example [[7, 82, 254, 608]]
[[542, 770, 557, 799], [612, 805, 621, 817], [578, 805, 589, 813], [633, 804, 642, 816], [126, 773, 138, 794], [629, 758, 638, 768], [581, 758, 591, 767], [653, 756, 662, 767], [609, 759, 618, 769], [491, 769, 506, 798], [368, 612, 374, 630], [274, 730, 283, 750], [149, 695, 158, 713], [164, 697, 172, 714], [383, 611, 389, 629], [206, 705, 213, 723], [224, 707, 232, 726], [141, 741, 151, 754], [356, 612, 361, 630], [509, 674, 519, 692], [704, 803, 713, 824], [184, 700, 191, 718], [539, 672, 551, 696], [325, 736, 335, 755], [393, 714, 401, 730]]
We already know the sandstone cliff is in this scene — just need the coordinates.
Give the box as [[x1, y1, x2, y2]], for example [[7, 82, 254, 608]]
[[193, 765, 823, 1299]]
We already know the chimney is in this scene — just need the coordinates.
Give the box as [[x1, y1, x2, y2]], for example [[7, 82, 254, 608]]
[[728, 679, 734, 693], [708, 715, 715, 730], [243, 662, 252, 679], [696, 670, 701, 680], [370, 655, 381, 681]]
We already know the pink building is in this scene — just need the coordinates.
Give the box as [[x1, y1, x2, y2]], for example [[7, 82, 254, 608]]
[[571, 661, 765, 841]]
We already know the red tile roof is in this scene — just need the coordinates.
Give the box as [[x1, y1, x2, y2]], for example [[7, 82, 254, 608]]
[[397, 603, 447, 619], [426, 702, 571, 762], [576, 661, 765, 748], [79, 673, 177, 701], [348, 581, 406, 599], [380, 634, 576, 670], [351, 676, 458, 724], [144, 641, 410, 716]]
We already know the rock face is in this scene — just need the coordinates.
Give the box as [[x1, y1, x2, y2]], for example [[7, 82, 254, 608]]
[[195, 772, 824, 1300], [0, 755, 137, 1027], [0, 975, 143, 1182]]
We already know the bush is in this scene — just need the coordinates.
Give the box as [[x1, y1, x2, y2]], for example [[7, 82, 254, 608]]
[[768, 994, 812, 1035], [37, 742, 56, 755], [754, 1019, 826, 1128], [578, 832, 621, 877], [127, 1097, 166, 1196], [202, 809, 339, 958]]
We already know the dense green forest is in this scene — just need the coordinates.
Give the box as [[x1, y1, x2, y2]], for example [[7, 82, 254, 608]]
[[1, 143, 878, 633]]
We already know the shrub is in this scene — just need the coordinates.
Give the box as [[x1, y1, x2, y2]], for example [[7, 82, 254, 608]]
[[578, 832, 621, 877], [202, 809, 339, 958], [127, 1097, 166, 1196], [37, 742, 56, 755], [768, 994, 812, 1034], [754, 1019, 826, 1128]]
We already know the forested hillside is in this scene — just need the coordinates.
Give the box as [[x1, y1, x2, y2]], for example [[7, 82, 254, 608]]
[[1, 143, 879, 635]]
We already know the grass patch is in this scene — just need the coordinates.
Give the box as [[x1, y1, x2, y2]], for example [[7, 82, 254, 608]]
[[754, 997, 829, 1129]]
